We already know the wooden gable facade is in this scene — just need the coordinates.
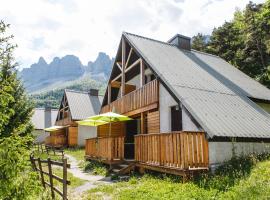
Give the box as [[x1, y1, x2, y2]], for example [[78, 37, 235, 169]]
[[45, 92, 78, 148], [85, 35, 209, 177]]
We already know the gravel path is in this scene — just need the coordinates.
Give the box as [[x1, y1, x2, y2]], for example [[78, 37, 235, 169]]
[[65, 154, 112, 198]]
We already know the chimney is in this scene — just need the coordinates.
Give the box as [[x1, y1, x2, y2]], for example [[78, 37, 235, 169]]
[[89, 89, 99, 96], [168, 34, 191, 51], [44, 107, 52, 128]]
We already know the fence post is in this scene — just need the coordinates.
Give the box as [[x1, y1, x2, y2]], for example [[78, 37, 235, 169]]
[[37, 158, 46, 188], [62, 159, 68, 200], [47, 158, 55, 199], [30, 154, 37, 171]]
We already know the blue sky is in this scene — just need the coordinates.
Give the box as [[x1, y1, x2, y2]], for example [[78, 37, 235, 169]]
[[0, 0, 265, 69]]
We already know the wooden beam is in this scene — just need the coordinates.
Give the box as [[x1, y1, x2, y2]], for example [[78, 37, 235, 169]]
[[125, 58, 141, 73], [116, 62, 122, 71], [108, 82, 111, 104], [111, 81, 121, 88], [121, 39, 126, 97], [124, 103, 158, 117], [140, 112, 145, 134], [140, 60, 145, 87], [125, 48, 133, 68], [112, 73, 122, 82]]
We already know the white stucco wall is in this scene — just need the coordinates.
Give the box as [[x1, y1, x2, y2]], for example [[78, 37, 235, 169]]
[[126, 74, 140, 89], [34, 130, 49, 143], [159, 84, 200, 132], [209, 141, 270, 165], [78, 125, 97, 146]]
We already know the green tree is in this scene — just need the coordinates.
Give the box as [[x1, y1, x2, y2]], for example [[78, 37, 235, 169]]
[[0, 135, 42, 199], [0, 21, 42, 199], [193, 1, 270, 88], [0, 21, 34, 137], [191, 33, 209, 52]]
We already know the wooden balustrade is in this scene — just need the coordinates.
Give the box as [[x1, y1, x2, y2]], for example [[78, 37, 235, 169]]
[[101, 79, 159, 114], [45, 135, 67, 147], [85, 136, 124, 161], [135, 132, 209, 169]]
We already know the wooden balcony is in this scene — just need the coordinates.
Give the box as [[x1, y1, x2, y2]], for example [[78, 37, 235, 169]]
[[85, 136, 124, 162], [101, 79, 159, 115], [134, 132, 209, 172], [45, 135, 67, 147], [55, 117, 72, 126]]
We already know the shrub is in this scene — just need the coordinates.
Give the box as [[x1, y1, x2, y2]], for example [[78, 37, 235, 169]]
[[0, 135, 42, 199]]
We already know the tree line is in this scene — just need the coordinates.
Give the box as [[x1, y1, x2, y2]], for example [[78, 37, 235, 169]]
[[192, 0, 270, 88]]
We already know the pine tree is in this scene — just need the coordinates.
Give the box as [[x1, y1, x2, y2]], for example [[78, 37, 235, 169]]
[[0, 21, 34, 137], [191, 33, 209, 52]]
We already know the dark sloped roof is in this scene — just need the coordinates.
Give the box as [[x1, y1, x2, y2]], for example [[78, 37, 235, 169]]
[[124, 32, 270, 138], [65, 90, 103, 120]]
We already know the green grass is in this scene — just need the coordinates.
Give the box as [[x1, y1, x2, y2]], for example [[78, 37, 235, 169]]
[[43, 167, 86, 189], [82, 160, 108, 176], [64, 147, 86, 168], [84, 153, 270, 200], [32, 150, 64, 162]]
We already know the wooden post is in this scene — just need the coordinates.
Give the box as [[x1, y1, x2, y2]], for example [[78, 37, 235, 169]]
[[140, 112, 145, 134], [108, 82, 111, 104], [37, 158, 45, 188], [121, 38, 126, 97], [140, 59, 145, 87], [30, 155, 37, 171], [47, 158, 55, 199], [62, 159, 68, 200]]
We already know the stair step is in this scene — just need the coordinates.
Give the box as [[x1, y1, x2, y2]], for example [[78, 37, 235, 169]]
[[118, 164, 129, 168], [112, 169, 121, 173]]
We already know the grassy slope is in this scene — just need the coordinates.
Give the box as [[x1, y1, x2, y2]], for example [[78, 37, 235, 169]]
[[84, 155, 270, 200]]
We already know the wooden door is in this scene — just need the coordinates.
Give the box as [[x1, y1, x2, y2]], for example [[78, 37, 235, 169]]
[[171, 106, 182, 131]]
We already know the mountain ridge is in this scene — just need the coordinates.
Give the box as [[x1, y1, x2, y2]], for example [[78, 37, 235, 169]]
[[20, 52, 114, 93]]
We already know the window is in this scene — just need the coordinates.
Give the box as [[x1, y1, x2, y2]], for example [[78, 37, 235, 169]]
[[171, 105, 182, 131]]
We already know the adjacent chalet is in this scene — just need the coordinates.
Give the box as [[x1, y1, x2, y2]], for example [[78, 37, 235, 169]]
[[32, 108, 58, 143], [45, 89, 102, 147], [85, 32, 270, 176]]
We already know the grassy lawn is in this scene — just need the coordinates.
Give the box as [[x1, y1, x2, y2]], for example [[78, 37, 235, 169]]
[[65, 147, 85, 162], [84, 154, 270, 200]]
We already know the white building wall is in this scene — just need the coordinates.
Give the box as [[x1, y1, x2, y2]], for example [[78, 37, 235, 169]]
[[126, 74, 140, 89], [78, 125, 97, 147], [159, 84, 200, 132], [34, 130, 49, 143], [209, 141, 270, 165]]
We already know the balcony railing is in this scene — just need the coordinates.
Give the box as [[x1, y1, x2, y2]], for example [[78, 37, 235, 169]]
[[134, 132, 209, 169], [101, 79, 158, 114], [45, 135, 67, 147], [85, 136, 124, 161]]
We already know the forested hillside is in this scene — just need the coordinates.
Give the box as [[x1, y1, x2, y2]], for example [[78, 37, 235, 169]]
[[192, 1, 270, 88], [30, 76, 106, 108]]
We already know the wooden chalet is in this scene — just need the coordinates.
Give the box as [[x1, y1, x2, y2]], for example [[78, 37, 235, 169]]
[[45, 89, 102, 147], [85, 32, 270, 176]]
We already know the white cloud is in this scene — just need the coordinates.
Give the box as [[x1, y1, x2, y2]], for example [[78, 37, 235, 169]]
[[0, 0, 265, 69]]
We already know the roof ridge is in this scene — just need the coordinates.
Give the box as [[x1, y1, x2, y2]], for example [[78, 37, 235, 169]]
[[65, 89, 91, 95], [123, 32, 176, 47], [123, 32, 221, 59]]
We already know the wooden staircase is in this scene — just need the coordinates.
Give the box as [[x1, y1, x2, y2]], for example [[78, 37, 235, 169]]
[[110, 160, 136, 176]]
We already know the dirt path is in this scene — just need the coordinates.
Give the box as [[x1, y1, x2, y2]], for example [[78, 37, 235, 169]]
[[65, 154, 112, 198]]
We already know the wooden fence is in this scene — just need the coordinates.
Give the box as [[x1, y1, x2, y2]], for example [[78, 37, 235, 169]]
[[33, 143, 65, 159], [135, 132, 209, 169], [30, 154, 70, 200], [85, 136, 124, 161]]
